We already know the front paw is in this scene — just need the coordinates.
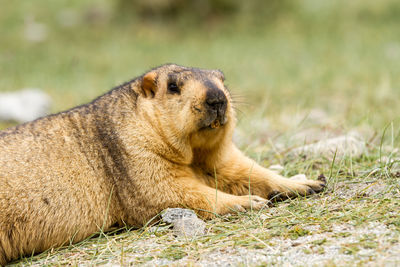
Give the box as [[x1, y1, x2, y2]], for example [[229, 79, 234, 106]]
[[308, 174, 327, 193], [268, 174, 326, 201]]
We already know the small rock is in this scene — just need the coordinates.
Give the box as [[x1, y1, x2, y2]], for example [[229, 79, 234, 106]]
[[173, 218, 206, 238], [24, 16, 48, 43], [161, 208, 206, 238], [0, 88, 51, 123], [289, 133, 366, 160], [269, 164, 284, 173], [161, 208, 197, 224], [290, 174, 307, 181]]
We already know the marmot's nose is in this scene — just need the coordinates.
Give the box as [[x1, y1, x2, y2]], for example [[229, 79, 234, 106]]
[[206, 90, 227, 112], [206, 97, 225, 108]]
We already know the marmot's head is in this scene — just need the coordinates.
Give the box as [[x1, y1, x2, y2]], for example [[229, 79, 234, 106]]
[[138, 64, 234, 148]]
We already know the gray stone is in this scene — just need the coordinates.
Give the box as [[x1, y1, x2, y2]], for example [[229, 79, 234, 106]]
[[289, 132, 366, 160], [24, 16, 48, 43], [161, 208, 206, 238], [161, 208, 198, 224], [269, 164, 284, 173], [173, 218, 206, 238], [0, 88, 51, 123]]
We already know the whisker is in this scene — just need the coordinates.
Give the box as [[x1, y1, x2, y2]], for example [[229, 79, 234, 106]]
[[232, 106, 245, 116], [231, 100, 250, 104], [231, 101, 250, 107], [230, 95, 246, 101]]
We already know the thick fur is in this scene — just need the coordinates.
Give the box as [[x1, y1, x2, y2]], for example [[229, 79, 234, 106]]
[[0, 64, 325, 265]]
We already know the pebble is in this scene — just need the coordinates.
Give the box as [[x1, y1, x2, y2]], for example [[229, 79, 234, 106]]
[[173, 217, 206, 238], [161, 208, 206, 238], [161, 208, 198, 224], [289, 133, 366, 160], [0, 88, 51, 123], [269, 164, 284, 173]]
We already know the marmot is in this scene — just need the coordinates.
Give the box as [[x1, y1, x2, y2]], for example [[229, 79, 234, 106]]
[[0, 64, 325, 265]]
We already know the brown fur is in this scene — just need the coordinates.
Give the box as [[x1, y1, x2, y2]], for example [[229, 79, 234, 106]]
[[0, 64, 325, 265]]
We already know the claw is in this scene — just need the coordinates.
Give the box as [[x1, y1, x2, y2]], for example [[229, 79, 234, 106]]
[[268, 190, 286, 202], [306, 188, 316, 196], [318, 174, 327, 183]]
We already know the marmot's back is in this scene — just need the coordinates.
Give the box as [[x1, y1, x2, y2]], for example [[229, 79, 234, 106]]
[[0, 86, 135, 265]]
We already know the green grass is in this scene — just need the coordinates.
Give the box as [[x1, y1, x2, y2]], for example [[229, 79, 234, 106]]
[[1, 0, 400, 129], [2, 0, 400, 265]]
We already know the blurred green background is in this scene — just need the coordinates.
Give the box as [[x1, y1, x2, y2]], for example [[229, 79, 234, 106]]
[[1, 0, 400, 131]]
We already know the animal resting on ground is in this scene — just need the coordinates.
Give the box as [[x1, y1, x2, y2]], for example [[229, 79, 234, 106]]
[[0, 64, 325, 265]]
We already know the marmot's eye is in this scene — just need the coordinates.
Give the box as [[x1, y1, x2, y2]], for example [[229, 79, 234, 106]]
[[167, 82, 180, 94]]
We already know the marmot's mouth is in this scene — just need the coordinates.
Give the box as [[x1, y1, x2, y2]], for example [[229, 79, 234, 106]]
[[210, 119, 221, 129], [201, 117, 227, 131]]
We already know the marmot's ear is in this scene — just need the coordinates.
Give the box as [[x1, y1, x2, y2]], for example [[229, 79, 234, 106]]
[[141, 72, 157, 97], [212, 70, 225, 82]]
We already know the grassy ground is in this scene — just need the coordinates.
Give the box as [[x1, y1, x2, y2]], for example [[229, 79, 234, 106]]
[[1, 0, 400, 266]]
